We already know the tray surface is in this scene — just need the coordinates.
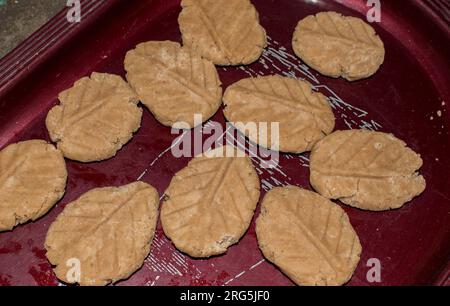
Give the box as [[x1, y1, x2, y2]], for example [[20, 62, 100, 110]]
[[0, 0, 449, 286]]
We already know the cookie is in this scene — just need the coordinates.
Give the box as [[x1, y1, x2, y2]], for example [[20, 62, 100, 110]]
[[161, 146, 260, 258], [45, 181, 159, 286], [0, 140, 67, 232], [178, 0, 267, 66], [292, 11, 385, 81], [256, 186, 362, 286], [310, 130, 426, 211], [46, 72, 142, 162], [223, 75, 335, 153], [124, 41, 222, 128]]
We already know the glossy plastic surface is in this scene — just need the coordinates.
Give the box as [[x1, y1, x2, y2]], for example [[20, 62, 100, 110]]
[[0, 0, 448, 286]]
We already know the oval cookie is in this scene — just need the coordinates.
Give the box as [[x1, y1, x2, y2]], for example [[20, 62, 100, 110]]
[[223, 75, 335, 153], [46, 72, 142, 162], [256, 186, 362, 286], [310, 130, 426, 211], [161, 146, 260, 258], [292, 11, 385, 81], [178, 0, 267, 66], [124, 41, 222, 128], [45, 182, 159, 286], [0, 140, 67, 232]]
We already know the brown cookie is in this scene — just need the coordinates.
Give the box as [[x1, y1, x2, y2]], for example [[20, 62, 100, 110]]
[[46, 72, 142, 162], [310, 130, 426, 211], [256, 186, 362, 286], [161, 146, 260, 258], [124, 41, 222, 128], [223, 75, 335, 153], [0, 140, 67, 232], [292, 11, 385, 81], [45, 182, 159, 286], [178, 0, 267, 66]]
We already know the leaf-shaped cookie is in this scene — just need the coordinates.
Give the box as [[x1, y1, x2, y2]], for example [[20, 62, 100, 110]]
[[178, 0, 267, 65], [124, 41, 222, 128], [256, 186, 362, 286], [0, 140, 67, 232], [310, 130, 426, 211], [45, 182, 159, 286], [46, 72, 142, 162], [161, 146, 260, 258], [292, 11, 385, 81], [223, 75, 335, 153]]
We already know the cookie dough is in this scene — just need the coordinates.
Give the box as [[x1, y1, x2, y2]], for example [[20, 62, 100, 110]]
[[0, 140, 67, 232], [125, 41, 222, 128], [46, 72, 142, 162], [179, 0, 267, 65], [310, 130, 426, 211], [292, 11, 385, 81], [45, 181, 159, 286], [256, 186, 362, 286], [223, 75, 335, 153], [161, 146, 260, 258]]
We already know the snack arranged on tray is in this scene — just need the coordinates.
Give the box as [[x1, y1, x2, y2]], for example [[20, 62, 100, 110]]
[[223, 75, 335, 153], [46, 72, 142, 163], [0, 1, 431, 287], [45, 182, 159, 286], [0, 140, 67, 232], [292, 11, 385, 81], [161, 146, 260, 258], [178, 0, 267, 66], [125, 40, 222, 129], [256, 186, 362, 286], [310, 130, 426, 211]]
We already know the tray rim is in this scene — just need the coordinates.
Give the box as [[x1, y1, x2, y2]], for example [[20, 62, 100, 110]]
[[0, 0, 119, 94], [0, 0, 449, 95]]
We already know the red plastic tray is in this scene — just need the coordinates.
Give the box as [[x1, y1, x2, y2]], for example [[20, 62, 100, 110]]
[[0, 0, 449, 286]]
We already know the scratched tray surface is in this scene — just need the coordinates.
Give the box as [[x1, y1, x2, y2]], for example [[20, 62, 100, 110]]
[[0, 0, 449, 286]]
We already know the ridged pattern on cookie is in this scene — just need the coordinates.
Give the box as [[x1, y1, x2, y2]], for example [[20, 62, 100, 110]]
[[125, 41, 222, 128], [292, 11, 385, 81], [161, 146, 260, 258], [223, 75, 335, 153], [46, 72, 142, 162], [256, 186, 362, 286], [310, 130, 426, 211], [179, 0, 267, 66], [45, 182, 159, 286], [0, 140, 67, 232]]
